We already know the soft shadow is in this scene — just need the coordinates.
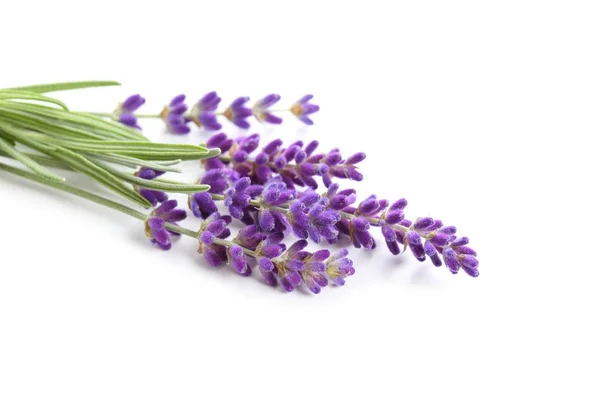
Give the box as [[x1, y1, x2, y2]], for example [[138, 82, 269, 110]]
[[409, 266, 443, 287]]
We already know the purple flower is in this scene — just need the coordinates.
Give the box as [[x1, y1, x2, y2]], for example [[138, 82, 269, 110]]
[[199, 132, 480, 278], [200, 168, 229, 195], [190, 91, 222, 131], [114, 94, 145, 129], [228, 245, 250, 276], [197, 213, 232, 267], [223, 177, 263, 219], [391, 214, 479, 276], [350, 217, 375, 249], [323, 150, 365, 187], [134, 168, 168, 207], [234, 225, 267, 251], [204, 133, 364, 190], [380, 198, 410, 255], [224, 97, 252, 129], [291, 94, 319, 125], [295, 244, 330, 294], [188, 192, 218, 219], [325, 249, 355, 286], [289, 195, 340, 243], [197, 91, 221, 112], [206, 132, 234, 153], [251, 178, 294, 232], [324, 184, 357, 210], [144, 200, 187, 250], [160, 94, 190, 134], [253, 94, 283, 124], [256, 237, 355, 293], [193, 112, 221, 131]]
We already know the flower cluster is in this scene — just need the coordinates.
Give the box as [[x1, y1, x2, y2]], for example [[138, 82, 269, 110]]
[[337, 195, 480, 277], [113, 94, 145, 130], [203, 133, 365, 189], [160, 94, 190, 134], [144, 200, 187, 250], [231, 225, 354, 293], [112, 93, 319, 133], [123, 99, 478, 283], [193, 213, 355, 292], [189, 171, 479, 277], [189, 92, 222, 131], [141, 194, 356, 292]]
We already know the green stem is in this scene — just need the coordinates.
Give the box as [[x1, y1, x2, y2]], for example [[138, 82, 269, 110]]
[[0, 162, 196, 237], [134, 114, 162, 119], [339, 211, 408, 232], [0, 162, 147, 221], [84, 112, 161, 119], [0, 162, 247, 245]]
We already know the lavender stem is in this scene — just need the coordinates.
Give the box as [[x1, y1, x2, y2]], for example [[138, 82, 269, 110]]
[[339, 210, 410, 233], [0, 161, 196, 236], [206, 191, 409, 234]]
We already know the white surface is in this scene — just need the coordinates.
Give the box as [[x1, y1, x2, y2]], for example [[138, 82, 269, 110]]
[[1, 1, 599, 399]]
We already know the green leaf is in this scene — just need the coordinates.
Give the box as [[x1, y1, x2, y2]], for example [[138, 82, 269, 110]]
[[0, 162, 149, 223], [0, 106, 108, 140], [85, 153, 182, 173], [52, 147, 152, 207], [0, 123, 151, 208], [0, 148, 208, 194], [0, 91, 69, 110], [39, 137, 217, 161], [0, 148, 70, 170], [0, 101, 148, 142], [5, 81, 120, 93], [97, 162, 210, 193], [75, 112, 147, 140], [0, 135, 65, 181]]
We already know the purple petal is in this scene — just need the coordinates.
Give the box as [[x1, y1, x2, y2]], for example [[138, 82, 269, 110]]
[[258, 257, 274, 272], [169, 94, 186, 106], [345, 152, 366, 165], [297, 94, 313, 104], [203, 247, 224, 267], [122, 94, 145, 112], [200, 231, 215, 245], [263, 113, 283, 124]]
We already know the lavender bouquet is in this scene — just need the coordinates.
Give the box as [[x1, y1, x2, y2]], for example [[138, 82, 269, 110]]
[[0, 81, 478, 295]]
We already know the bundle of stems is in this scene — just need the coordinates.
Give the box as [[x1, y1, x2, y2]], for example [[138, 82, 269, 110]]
[[0, 81, 219, 208]]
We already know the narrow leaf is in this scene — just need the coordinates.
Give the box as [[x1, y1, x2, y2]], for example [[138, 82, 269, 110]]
[[0, 123, 150, 208], [97, 162, 210, 193], [51, 147, 152, 208], [85, 153, 182, 173], [0, 101, 148, 142], [5, 81, 120, 93], [0, 135, 65, 181], [0, 91, 69, 110]]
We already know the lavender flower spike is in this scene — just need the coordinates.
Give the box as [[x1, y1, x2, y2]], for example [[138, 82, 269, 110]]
[[204, 133, 365, 189], [291, 94, 319, 125], [253, 94, 283, 124], [114, 94, 145, 129], [224, 96, 252, 129], [190, 91, 222, 131], [160, 94, 191, 134], [144, 200, 187, 250]]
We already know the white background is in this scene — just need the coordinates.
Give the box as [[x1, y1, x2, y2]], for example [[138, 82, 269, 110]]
[[1, 1, 599, 398]]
